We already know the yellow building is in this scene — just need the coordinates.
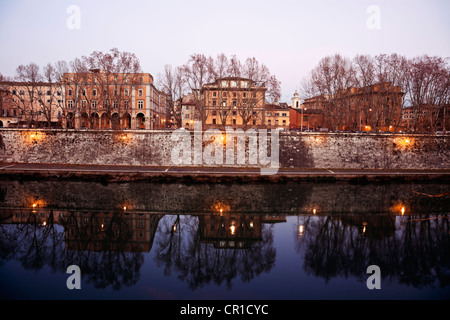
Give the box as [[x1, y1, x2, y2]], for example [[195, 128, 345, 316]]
[[182, 77, 267, 130], [264, 103, 290, 130], [0, 81, 64, 128]]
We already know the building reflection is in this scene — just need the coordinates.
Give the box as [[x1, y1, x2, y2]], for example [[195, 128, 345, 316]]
[[198, 213, 286, 249], [0, 208, 162, 253], [62, 210, 162, 252], [0, 179, 449, 293]]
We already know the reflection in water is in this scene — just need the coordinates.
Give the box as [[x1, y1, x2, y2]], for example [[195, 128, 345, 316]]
[[0, 180, 449, 298], [153, 214, 278, 290], [295, 214, 450, 289]]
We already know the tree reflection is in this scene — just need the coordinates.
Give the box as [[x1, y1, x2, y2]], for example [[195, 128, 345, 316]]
[[295, 213, 449, 288], [0, 210, 147, 290], [153, 214, 276, 290]]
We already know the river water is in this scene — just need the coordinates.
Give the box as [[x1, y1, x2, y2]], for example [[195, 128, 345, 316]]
[[0, 180, 448, 300]]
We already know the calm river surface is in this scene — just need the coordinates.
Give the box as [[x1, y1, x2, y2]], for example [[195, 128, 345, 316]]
[[0, 180, 449, 300]]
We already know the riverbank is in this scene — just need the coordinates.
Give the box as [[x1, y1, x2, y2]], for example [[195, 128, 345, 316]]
[[1, 162, 449, 183]]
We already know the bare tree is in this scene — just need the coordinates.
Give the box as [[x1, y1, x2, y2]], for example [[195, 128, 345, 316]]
[[82, 48, 142, 129], [180, 54, 215, 124], [62, 49, 141, 129], [9, 63, 42, 128], [307, 54, 355, 131], [157, 64, 185, 127], [178, 53, 281, 128], [404, 55, 449, 132]]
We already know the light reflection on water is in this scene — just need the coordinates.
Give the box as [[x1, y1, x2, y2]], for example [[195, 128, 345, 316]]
[[0, 180, 449, 300]]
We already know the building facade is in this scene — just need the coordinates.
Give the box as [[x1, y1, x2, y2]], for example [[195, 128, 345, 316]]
[[264, 103, 290, 130], [401, 104, 449, 133], [0, 81, 63, 128], [182, 77, 267, 130], [303, 82, 404, 132], [0, 70, 168, 130], [63, 70, 168, 130]]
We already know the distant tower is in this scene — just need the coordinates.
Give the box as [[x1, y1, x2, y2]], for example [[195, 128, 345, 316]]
[[291, 90, 301, 109]]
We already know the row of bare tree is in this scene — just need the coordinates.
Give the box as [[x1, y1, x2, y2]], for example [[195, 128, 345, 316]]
[[0, 48, 142, 128], [301, 54, 450, 132]]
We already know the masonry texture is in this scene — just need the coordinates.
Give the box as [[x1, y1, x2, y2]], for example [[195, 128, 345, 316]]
[[0, 129, 448, 170]]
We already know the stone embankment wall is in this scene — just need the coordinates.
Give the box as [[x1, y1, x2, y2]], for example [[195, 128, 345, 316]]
[[0, 129, 448, 169]]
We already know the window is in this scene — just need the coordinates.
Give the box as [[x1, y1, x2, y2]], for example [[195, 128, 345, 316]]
[[242, 81, 248, 88], [212, 111, 217, 116], [113, 100, 119, 108], [232, 111, 237, 116], [124, 89, 129, 96], [124, 100, 129, 109], [282, 113, 287, 117], [212, 118, 216, 124], [267, 112, 272, 117], [68, 100, 73, 108], [222, 100, 226, 107], [275, 113, 279, 117], [213, 91, 217, 97], [81, 100, 87, 108], [46, 90, 51, 95], [93, 89, 97, 96], [19, 90, 25, 95], [185, 114, 190, 119], [233, 119, 236, 125], [138, 100, 144, 109], [268, 119, 271, 125], [91, 100, 97, 108], [68, 89, 72, 96], [231, 81, 237, 87], [212, 100, 217, 106], [283, 120, 286, 125], [138, 89, 143, 97]]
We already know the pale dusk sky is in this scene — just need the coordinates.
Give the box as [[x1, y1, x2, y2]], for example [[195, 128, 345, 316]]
[[0, 0, 449, 102]]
